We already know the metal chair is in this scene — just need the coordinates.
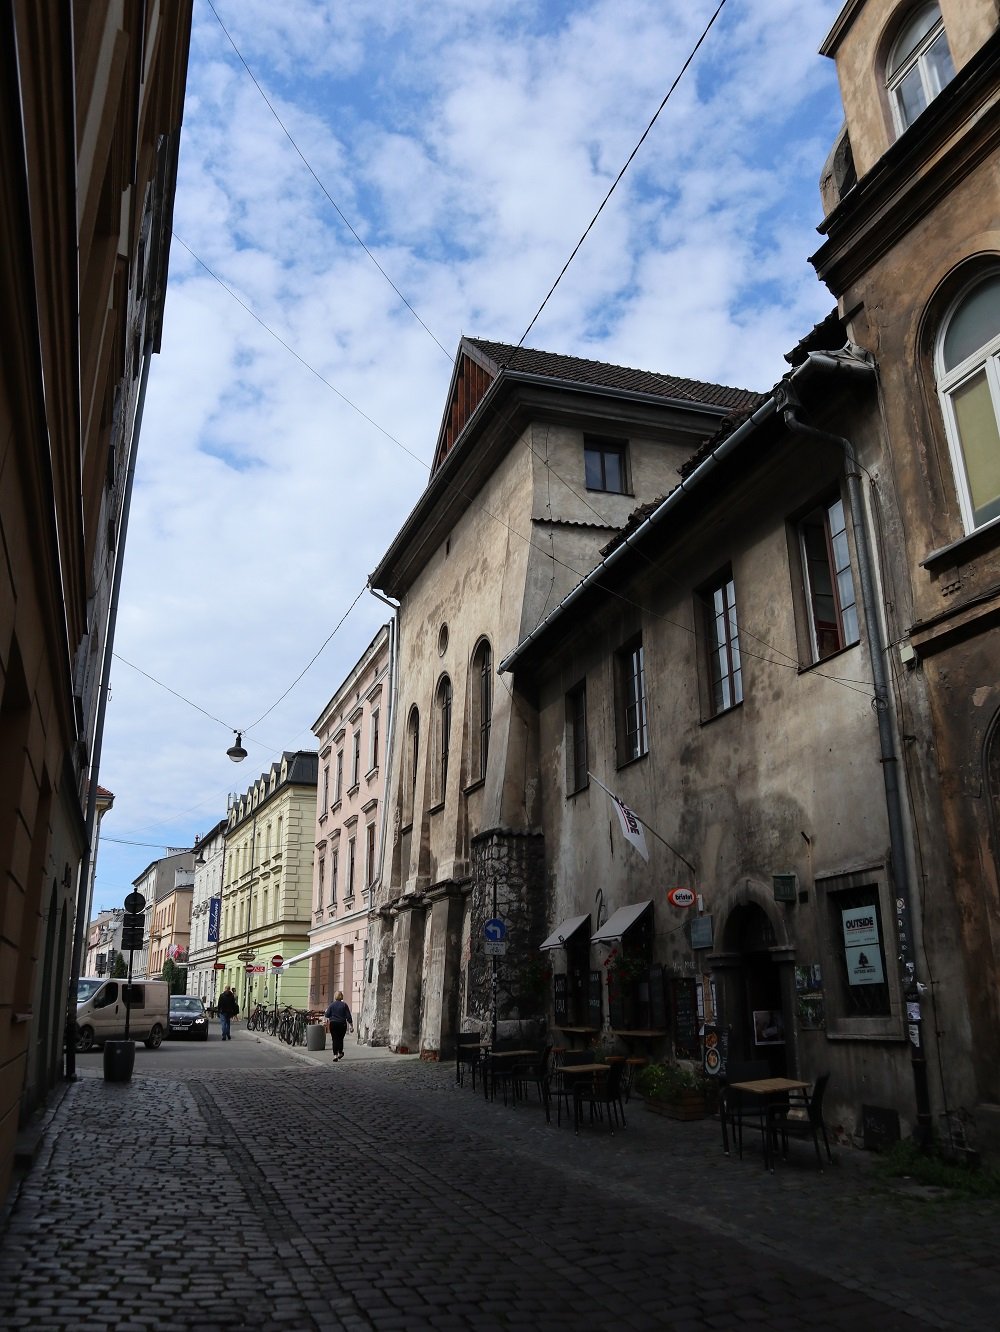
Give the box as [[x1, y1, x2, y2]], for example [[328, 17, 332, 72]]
[[579, 1059, 627, 1135], [720, 1059, 770, 1159], [768, 1073, 833, 1169], [553, 1050, 597, 1128], [455, 1031, 484, 1091], [511, 1045, 553, 1121]]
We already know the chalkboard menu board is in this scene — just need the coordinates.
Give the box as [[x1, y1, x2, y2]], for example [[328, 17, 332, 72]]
[[588, 970, 603, 1028], [553, 974, 568, 1026], [671, 977, 700, 1058], [649, 965, 667, 1030]]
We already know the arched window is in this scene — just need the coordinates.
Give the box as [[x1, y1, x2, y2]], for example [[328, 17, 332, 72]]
[[936, 271, 1000, 532], [470, 639, 493, 782], [886, 3, 955, 136], [404, 707, 419, 825], [436, 677, 452, 803]]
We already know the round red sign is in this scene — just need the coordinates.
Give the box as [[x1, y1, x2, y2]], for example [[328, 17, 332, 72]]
[[271, 954, 284, 968], [667, 887, 696, 908]]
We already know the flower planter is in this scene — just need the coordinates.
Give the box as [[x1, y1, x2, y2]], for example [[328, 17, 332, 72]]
[[643, 1092, 710, 1121]]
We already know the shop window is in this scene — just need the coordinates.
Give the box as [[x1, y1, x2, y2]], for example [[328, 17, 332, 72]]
[[816, 867, 903, 1039]]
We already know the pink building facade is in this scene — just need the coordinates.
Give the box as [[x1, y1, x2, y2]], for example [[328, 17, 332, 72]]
[[301, 623, 393, 1033]]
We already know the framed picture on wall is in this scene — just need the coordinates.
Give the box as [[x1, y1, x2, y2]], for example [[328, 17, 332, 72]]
[[753, 1009, 785, 1045]]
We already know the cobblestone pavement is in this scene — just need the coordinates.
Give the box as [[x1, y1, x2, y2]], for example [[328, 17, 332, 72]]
[[2, 1025, 999, 1331]]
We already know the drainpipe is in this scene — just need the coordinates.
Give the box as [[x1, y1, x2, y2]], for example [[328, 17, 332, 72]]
[[776, 360, 933, 1147]]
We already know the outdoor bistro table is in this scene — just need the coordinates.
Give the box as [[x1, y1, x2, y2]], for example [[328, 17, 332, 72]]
[[482, 1049, 538, 1101], [555, 1062, 610, 1131], [722, 1077, 812, 1170]]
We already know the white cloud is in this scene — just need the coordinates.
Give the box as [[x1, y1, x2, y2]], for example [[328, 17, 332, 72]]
[[94, 0, 845, 906]]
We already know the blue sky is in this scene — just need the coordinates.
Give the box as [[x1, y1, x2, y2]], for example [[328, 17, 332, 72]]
[[93, 0, 845, 910]]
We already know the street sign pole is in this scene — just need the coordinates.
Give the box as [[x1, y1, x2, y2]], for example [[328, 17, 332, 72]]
[[491, 879, 498, 1048]]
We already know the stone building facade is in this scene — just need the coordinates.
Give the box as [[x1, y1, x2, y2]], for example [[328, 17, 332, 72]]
[[0, 0, 192, 1202], [811, 0, 1000, 1151], [366, 338, 763, 1057], [216, 753, 318, 1016]]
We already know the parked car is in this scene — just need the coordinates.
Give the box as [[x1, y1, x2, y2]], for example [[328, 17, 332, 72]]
[[167, 994, 209, 1041]]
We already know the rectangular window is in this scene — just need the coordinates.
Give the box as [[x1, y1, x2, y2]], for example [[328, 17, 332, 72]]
[[703, 572, 743, 715], [369, 708, 380, 771], [330, 849, 338, 906], [318, 858, 325, 906], [815, 866, 903, 1039], [829, 884, 890, 1017], [584, 436, 627, 494], [322, 765, 330, 810], [616, 640, 648, 764], [798, 497, 859, 661], [351, 731, 361, 788], [366, 822, 376, 885], [334, 750, 343, 804], [566, 683, 588, 793], [347, 837, 356, 898]]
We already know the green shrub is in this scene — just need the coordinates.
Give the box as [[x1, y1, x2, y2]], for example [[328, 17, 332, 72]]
[[635, 1062, 712, 1102], [873, 1138, 1000, 1199]]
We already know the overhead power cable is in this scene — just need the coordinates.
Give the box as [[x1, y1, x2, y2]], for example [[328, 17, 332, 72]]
[[513, 0, 729, 352], [205, 0, 450, 357]]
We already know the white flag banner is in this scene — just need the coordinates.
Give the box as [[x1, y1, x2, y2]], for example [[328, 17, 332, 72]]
[[588, 772, 650, 862]]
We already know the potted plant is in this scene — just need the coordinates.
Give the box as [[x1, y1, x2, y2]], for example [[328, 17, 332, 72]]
[[634, 1062, 717, 1121]]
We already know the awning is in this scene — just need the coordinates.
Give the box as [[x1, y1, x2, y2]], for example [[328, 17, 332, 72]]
[[591, 900, 653, 944], [538, 914, 590, 951], [282, 941, 336, 967]]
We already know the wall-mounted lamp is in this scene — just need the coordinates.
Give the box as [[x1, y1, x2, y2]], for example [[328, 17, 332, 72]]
[[227, 731, 247, 763]]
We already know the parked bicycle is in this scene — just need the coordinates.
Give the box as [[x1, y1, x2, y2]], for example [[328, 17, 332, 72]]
[[247, 1002, 268, 1033]]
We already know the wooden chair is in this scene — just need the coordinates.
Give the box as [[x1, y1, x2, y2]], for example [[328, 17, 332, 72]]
[[768, 1073, 833, 1169]]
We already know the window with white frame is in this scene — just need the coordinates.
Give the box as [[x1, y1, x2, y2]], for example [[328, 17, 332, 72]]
[[330, 848, 338, 906], [351, 731, 361, 789], [318, 856, 325, 907], [369, 707, 380, 772], [365, 822, 376, 886], [334, 749, 343, 804], [886, 3, 955, 136], [347, 836, 356, 899], [703, 570, 743, 716], [936, 271, 1000, 532], [798, 496, 860, 661], [322, 765, 329, 811], [615, 638, 648, 765]]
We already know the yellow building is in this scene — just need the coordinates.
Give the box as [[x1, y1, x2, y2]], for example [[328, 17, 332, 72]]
[[216, 753, 318, 1018]]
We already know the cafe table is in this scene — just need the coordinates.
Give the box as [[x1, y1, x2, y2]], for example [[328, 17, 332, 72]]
[[723, 1077, 811, 1170], [481, 1049, 538, 1102], [554, 1062, 610, 1132]]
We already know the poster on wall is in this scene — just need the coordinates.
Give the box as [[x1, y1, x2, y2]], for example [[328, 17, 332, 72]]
[[841, 906, 885, 985], [753, 1009, 785, 1045], [796, 993, 826, 1029]]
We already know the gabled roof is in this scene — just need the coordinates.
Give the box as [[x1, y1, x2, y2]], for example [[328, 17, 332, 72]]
[[430, 336, 765, 474]]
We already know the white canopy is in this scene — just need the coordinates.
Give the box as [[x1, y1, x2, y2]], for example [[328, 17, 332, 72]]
[[282, 941, 335, 967], [538, 914, 590, 950], [591, 900, 653, 944]]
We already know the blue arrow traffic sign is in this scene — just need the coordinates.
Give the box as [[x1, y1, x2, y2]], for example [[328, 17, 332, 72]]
[[484, 918, 507, 942]]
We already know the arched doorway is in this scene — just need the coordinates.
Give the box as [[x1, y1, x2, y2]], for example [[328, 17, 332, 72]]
[[714, 900, 793, 1076]]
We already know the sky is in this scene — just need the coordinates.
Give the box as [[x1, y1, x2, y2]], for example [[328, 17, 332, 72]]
[[93, 0, 846, 911]]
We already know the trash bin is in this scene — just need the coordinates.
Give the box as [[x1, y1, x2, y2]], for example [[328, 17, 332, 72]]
[[306, 1023, 326, 1052], [103, 1039, 135, 1083]]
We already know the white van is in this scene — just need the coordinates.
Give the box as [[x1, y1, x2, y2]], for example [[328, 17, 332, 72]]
[[76, 977, 169, 1051]]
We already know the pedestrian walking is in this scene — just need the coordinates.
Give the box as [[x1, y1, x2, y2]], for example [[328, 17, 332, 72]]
[[217, 986, 239, 1041], [324, 991, 353, 1059]]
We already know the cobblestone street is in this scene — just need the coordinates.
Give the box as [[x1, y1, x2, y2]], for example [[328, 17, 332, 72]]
[[3, 1028, 999, 1330]]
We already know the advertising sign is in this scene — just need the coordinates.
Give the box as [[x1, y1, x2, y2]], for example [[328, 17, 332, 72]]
[[208, 895, 221, 944], [667, 888, 695, 908], [841, 906, 885, 986]]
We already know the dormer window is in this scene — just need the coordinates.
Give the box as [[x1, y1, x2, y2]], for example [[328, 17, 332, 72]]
[[886, 3, 955, 136]]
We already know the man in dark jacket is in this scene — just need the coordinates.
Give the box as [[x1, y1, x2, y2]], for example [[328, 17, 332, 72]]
[[217, 986, 239, 1041]]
